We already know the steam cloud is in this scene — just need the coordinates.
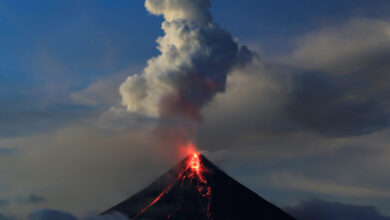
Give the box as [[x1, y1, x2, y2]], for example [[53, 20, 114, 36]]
[[120, 0, 252, 121]]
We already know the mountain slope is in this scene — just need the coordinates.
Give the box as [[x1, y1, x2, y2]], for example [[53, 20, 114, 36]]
[[102, 154, 295, 220]]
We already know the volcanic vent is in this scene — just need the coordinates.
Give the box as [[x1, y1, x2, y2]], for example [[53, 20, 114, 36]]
[[102, 154, 294, 220]]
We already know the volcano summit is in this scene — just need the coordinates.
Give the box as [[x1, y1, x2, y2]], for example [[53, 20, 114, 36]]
[[102, 154, 294, 220]]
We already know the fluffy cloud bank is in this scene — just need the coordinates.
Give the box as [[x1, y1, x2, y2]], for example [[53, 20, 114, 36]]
[[0, 210, 130, 220], [199, 17, 390, 148], [285, 199, 390, 220]]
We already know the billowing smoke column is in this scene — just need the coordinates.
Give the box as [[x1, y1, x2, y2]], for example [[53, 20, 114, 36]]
[[120, 0, 251, 119], [120, 0, 252, 152]]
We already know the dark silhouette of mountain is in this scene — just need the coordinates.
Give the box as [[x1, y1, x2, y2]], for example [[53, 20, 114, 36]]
[[102, 154, 295, 220]]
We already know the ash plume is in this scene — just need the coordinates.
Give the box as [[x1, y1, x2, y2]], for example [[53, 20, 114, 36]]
[[120, 0, 252, 121]]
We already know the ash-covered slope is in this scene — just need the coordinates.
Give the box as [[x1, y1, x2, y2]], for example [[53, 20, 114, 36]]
[[102, 154, 294, 220]]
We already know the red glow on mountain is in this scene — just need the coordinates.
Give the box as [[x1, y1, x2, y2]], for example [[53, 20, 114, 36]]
[[190, 153, 200, 170], [134, 182, 175, 219], [178, 141, 198, 158], [186, 153, 207, 184], [102, 154, 295, 220], [134, 153, 212, 219]]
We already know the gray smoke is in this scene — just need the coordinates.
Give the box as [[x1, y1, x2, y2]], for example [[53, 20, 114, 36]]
[[120, 0, 252, 121]]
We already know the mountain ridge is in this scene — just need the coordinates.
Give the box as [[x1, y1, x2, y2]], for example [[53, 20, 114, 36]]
[[102, 154, 295, 220]]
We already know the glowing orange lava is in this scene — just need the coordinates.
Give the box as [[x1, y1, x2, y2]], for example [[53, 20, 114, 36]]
[[178, 141, 198, 158], [190, 153, 200, 170], [186, 153, 207, 184], [134, 151, 213, 220]]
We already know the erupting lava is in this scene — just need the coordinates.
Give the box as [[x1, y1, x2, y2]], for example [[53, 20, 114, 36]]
[[134, 152, 213, 220], [103, 152, 296, 220], [190, 153, 200, 171], [187, 153, 207, 184]]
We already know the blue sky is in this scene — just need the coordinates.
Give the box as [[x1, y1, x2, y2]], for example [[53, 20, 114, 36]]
[[0, 0, 390, 219]]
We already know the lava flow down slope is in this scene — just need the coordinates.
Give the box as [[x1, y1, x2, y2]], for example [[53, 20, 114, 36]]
[[102, 154, 295, 220]]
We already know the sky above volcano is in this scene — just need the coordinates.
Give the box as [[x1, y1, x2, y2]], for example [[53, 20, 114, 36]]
[[0, 0, 390, 219]]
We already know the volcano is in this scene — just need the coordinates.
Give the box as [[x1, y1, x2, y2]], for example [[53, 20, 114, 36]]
[[102, 154, 294, 220]]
